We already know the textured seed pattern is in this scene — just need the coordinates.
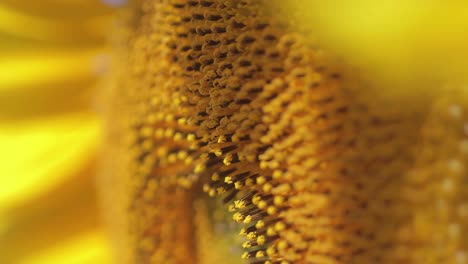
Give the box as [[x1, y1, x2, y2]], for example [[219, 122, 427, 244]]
[[100, 1, 468, 263]]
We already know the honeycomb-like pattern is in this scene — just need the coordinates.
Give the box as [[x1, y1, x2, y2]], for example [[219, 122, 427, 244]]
[[100, 1, 468, 263]]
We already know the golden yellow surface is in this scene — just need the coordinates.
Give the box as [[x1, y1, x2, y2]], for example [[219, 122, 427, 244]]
[[0, 114, 99, 210], [0, 0, 114, 263], [1, 1, 467, 264], [278, 1, 468, 94]]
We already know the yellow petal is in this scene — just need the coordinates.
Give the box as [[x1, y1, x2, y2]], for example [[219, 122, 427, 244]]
[[0, 113, 100, 211], [19, 230, 112, 264], [0, 49, 107, 91], [0, 3, 112, 43], [0, 0, 112, 19], [0, 139, 108, 262], [276, 1, 468, 95]]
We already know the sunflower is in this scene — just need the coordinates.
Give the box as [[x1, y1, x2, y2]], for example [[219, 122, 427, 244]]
[[2, 1, 468, 264]]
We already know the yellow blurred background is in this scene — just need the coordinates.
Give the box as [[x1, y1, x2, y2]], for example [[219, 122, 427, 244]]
[[0, 0, 467, 263], [0, 0, 117, 263], [276, 0, 468, 99]]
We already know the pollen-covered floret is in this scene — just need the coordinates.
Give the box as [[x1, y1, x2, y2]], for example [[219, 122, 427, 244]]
[[102, 0, 468, 263]]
